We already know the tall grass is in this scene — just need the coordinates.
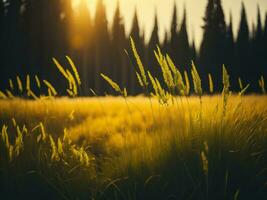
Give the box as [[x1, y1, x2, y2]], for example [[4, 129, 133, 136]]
[[0, 39, 267, 200]]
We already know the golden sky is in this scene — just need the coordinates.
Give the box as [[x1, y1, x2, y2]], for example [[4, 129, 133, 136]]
[[74, 0, 267, 48]]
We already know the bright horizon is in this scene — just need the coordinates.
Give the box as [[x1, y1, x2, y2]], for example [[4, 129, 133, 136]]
[[73, 0, 267, 48]]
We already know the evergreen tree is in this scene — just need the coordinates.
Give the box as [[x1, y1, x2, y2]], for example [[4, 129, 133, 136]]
[[21, 0, 72, 94], [82, 0, 93, 94], [253, 5, 264, 83], [236, 3, 251, 85], [83, 1, 95, 95], [190, 38, 197, 63], [214, 0, 227, 66], [148, 11, 160, 49], [177, 7, 190, 72], [189, 38, 197, 93], [199, 0, 227, 91], [0, 0, 6, 87], [251, 22, 256, 39], [111, 1, 127, 93], [264, 13, 267, 46], [169, 3, 179, 65], [199, 0, 214, 78], [162, 31, 169, 52], [264, 13, 267, 77], [0, 0, 4, 41], [128, 9, 144, 94], [147, 11, 160, 79], [256, 6, 263, 39], [5, 0, 23, 75], [94, 0, 110, 94], [71, 0, 92, 95], [61, 0, 73, 53], [42, 0, 70, 94], [225, 13, 236, 87]]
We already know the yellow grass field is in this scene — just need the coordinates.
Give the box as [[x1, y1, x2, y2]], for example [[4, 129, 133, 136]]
[[1, 46, 267, 199], [1, 95, 266, 154], [1, 95, 267, 199]]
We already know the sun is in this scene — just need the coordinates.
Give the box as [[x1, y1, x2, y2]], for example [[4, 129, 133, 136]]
[[72, 0, 97, 7], [72, 0, 80, 8], [72, 0, 97, 12]]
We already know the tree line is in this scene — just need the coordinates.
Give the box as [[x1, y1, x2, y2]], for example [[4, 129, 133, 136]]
[[0, 0, 266, 95]]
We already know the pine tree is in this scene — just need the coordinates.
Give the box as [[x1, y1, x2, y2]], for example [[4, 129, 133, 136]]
[[199, 0, 214, 72], [71, 0, 92, 95], [4, 0, 24, 88], [251, 22, 256, 39], [22, 0, 61, 87], [162, 31, 169, 52], [111, 1, 127, 93], [169, 3, 179, 65], [264, 13, 267, 77], [42, 0, 69, 94], [253, 5, 264, 83], [147, 11, 160, 79], [148, 11, 160, 48], [61, 0, 73, 53], [177, 7, 190, 72], [190, 38, 197, 93], [82, 0, 94, 94], [256, 6, 263, 38], [264, 13, 267, 46], [199, 0, 227, 91], [236, 3, 250, 85], [225, 12, 236, 87], [94, 0, 110, 94], [0, 0, 6, 88], [0, 0, 4, 39], [214, 0, 227, 65], [128, 8, 144, 94], [71, 0, 91, 50], [190, 38, 197, 63]]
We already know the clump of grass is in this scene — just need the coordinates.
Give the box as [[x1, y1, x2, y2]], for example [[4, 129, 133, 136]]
[[5, 90, 14, 98], [101, 74, 127, 97], [130, 37, 148, 89], [35, 75, 41, 88], [9, 79, 14, 91], [66, 55, 81, 86], [191, 61, 203, 97], [0, 57, 80, 99], [208, 73, 214, 94], [148, 71, 170, 105], [0, 119, 97, 199], [53, 57, 80, 97], [155, 50, 175, 93], [259, 76, 266, 94], [16, 76, 23, 93], [239, 84, 250, 96], [184, 71, 190, 96], [0, 91, 7, 99], [238, 77, 243, 90], [222, 65, 231, 116], [43, 80, 58, 97], [26, 75, 30, 92], [201, 141, 209, 196]]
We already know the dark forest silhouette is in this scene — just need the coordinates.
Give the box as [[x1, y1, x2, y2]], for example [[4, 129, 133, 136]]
[[0, 0, 266, 95]]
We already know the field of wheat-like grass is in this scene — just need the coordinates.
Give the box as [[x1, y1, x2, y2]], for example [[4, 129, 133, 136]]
[[1, 95, 267, 199]]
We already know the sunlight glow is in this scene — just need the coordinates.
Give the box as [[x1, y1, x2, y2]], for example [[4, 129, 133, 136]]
[[71, 0, 267, 48]]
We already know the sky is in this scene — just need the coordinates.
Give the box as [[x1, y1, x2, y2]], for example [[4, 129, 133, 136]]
[[75, 0, 267, 48]]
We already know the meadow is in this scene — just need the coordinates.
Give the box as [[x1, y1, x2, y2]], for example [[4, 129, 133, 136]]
[[0, 39, 267, 200]]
